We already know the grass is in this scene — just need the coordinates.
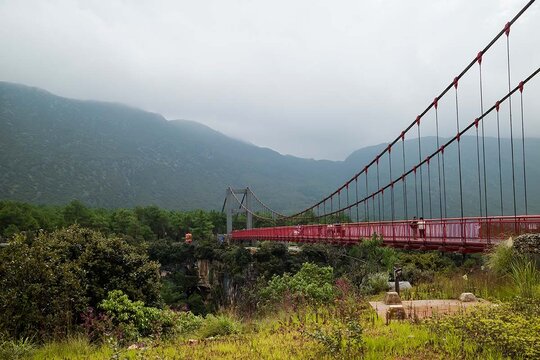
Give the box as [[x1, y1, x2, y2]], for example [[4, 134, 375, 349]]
[[399, 271, 515, 302], [26, 304, 516, 360], [0, 337, 34, 360], [511, 259, 540, 299]]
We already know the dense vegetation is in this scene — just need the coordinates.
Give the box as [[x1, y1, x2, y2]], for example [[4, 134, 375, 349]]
[[0, 200, 539, 359], [2, 81, 540, 215]]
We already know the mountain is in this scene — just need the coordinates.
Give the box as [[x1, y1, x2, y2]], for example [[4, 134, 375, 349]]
[[1, 81, 539, 216], [0, 82, 343, 212]]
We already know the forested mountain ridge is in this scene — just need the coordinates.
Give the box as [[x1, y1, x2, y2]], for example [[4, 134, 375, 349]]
[[0, 82, 342, 211], [1, 81, 539, 216]]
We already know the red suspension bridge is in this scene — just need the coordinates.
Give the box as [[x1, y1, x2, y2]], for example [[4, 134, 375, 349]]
[[223, 0, 540, 253]]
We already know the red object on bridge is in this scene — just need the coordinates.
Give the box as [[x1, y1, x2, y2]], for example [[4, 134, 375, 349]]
[[230, 216, 540, 253]]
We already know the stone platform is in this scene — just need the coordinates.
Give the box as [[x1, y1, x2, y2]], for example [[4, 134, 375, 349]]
[[369, 299, 485, 320]]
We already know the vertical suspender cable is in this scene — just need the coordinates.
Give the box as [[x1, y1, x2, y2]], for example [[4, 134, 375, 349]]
[[427, 157, 433, 219], [371, 186, 376, 222], [381, 189, 385, 222], [417, 117, 424, 217], [434, 98, 443, 219], [347, 185, 351, 222], [365, 169, 369, 222], [323, 200, 327, 225], [401, 133, 408, 220], [376, 159, 381, 220], [472, 55, 483, 217], [389, 145, 395, 223], [414, 166, 419, 217], [454, 79, 465, 222], [478, 53, 489, 217], [496, 101, 504, 215], [475, 118, 483, 216], [330, 196, 333, 222], [473, 121, 482, 214], [441, 146, 447, 218], [505, 23, 517, 218], [355, 177, 360, 221], [519, 82, 528, 215], [338, 190, 341, 222]]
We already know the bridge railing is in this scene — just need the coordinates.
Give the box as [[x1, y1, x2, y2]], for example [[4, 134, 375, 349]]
[[230, 215, 540, 252]]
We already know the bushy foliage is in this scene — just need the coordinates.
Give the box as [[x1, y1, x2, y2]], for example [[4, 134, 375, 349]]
[[0, 226, 160, 340], [360, 272, 389, 295], [431, 299, 540, 359], [97, 290, 177, 342], [176, 311, 205, 335], [486, 240, 515, 276], [306, 319, 364, 358], [84, 290, 205, 343], [198, 314, 241, 338], [260, 263, 335, 306], [0, 200, 225, 243], [398, 251, 455, 283]]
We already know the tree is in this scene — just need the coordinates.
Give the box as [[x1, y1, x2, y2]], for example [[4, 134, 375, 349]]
[[135, 206, 171, 239], [0, 201, 39, 237], [0, 226, 161, 340], [62, 200, 93, 227]]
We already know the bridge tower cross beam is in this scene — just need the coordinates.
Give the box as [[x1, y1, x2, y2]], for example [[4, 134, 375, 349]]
[[224, 187, 253, 234]]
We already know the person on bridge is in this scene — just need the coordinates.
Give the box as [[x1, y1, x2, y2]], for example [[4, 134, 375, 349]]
[[410, 216, 418, 239], [418, 217, 426, 239]]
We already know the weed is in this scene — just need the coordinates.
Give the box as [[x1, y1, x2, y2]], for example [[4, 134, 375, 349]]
[[0, 337, 35, 360], [511, 259, 540, 299], [198, 314, 241, 338]]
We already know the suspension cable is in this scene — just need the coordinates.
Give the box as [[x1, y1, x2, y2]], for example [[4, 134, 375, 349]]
[[240, 0, 536, 225], [401, 133, 408, 220], [496, 101, 504, 215], [434, 98, 443, 219], [519, 82, 528, 214], [389, 145, 395, 223], [478, 53, 489, 217], [355, 177, 360, 221], [347, 184, 351, 221], [427, 156, 433, 219], [365, 169, 369, 222], [454, 79, 465, 222], [414, 166, 419, 217], [505, 23, 517, 218], [441, 145, 447, 218], [287, 67, 539, 222], [417, 117, 424, 217], [475, 118, 483, 216], [376, 158, 381, 220]]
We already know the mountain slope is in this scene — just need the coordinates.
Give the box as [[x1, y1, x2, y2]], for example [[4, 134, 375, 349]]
[[1, 81, 539, 216], [0, 82, 343, 211]]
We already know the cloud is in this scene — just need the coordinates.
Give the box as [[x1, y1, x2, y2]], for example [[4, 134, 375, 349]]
[[0, 0, 538, 160]]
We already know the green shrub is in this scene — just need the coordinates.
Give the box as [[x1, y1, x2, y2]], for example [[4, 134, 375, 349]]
[[259, 263, 335, 306], [0, 226, 161, 341], [176, 311, 204, 335], [198, 315, 241, 338], [486, 240, 515, 276], [431, 300, 540, 359], [360, 272, 389, 295], [305, 318, 364, 358], [98, 290, 177, 342]]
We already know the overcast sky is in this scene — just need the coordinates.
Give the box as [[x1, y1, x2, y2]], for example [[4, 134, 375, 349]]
[[1, 0, 539, 160]]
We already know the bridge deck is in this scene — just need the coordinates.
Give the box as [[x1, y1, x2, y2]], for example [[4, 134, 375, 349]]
[[231, 215, 540, 253]]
